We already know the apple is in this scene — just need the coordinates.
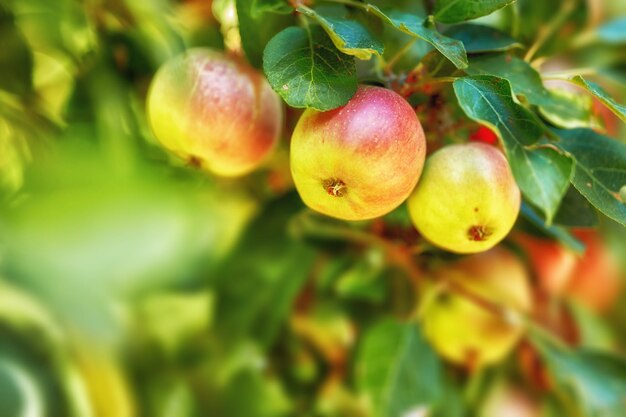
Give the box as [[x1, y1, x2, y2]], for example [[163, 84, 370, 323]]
[[147, 48, 282, 176], [513, 233, 577, 295], [408, 142, 520, 254], [290, 85, 426, 220], [592, 97, 621, 137], [480, 384, 540, 417], [421, 248, 532, 369], [566, 230, 622, 313], [469, 125, 499, 146]]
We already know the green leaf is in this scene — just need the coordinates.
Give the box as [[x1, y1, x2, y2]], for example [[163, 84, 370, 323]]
[[523, 147, 574, 223], [356, 320, 443, 417], [263, 25, 357, 110], [539, 88, 603, 130], [236, 0, 293, 68], [251, 0, 292, 16], [531, 334, 626, 415], [136, 291, 215, 356], [363, 6, 468, 69], [597, 17, 626, 44], [554, 128, 626, 227], [466, 53, 551, 105], [553, 187, 599, 228], [335, 249, 388, 303], [298, 6, 383, 60], [13, 0, 97, 60], [434, 0, 516, 24], [572, 76, 626, 122], [217, 369, 292, 417], [452, 74, 542, 142], [453, 75, 572, 222], [372, 0, 431, 72], [430, 381, 465, 417], [0, 106, 28, 197], [567, 302, 615, 350], [212, 193, 316, 349], [445, 23, 523, 53]]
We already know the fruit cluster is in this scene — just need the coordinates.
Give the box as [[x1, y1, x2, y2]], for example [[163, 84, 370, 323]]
[[147, 49, 520, 254], [146, 49, 620, 370]]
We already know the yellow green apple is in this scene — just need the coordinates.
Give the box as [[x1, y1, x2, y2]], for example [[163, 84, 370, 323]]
[[290, 85, 426, 221], [147, 48, 282, 176], [421, 248, 532, 369], [480, 383, 540, 417], [408, 142, 520, 253]]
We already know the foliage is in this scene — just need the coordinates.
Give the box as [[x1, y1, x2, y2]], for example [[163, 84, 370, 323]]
[[0, 0, 625, 417]]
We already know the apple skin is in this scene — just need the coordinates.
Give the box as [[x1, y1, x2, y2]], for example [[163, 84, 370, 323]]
[[147, 48, 282, 177], [469, 125, 499, 146], [289, 85, 426, 221], [513, 233, 577, 295], [515, 230, 622, 312], [408, 143, 520, 254], [480, 384, 540, 417], [567, 230, 622, 313], [422, 248, 533, 369]]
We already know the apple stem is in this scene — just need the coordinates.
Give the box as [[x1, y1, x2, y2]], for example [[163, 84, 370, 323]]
[[322, 178, 347, 197], [467, 225, 492, 242], [187, 156, 203, 168]]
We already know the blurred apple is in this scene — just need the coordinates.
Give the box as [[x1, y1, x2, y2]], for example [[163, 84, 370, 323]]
[[480, 383, 540, 417], [566, 230, 623, 313], [147, 48, 282, 177], [513, 233, 577, 295], [516, 230, 623, 313], [421, 248, 533, 369], [591, 97, 621, 137]]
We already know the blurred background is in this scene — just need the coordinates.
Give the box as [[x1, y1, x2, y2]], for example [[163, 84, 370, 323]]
[[0, 0, 625, 416]]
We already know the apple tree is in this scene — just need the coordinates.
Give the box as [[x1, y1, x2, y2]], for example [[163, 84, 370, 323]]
[[0, 0, 626, 416]]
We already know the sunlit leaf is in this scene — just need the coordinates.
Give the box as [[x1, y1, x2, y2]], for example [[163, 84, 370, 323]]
[[572, 76, 626, 122], [538, 88, 602, 130], [298, 6, 383, 60], [434, 0, 516, 24]]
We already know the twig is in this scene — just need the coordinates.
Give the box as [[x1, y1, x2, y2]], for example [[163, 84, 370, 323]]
[[384, 38, 417, 74]]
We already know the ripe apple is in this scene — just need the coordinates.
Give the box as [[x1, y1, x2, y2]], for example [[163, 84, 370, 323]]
[[147, 48, 282, 176], [469, 125, 499, 146], [513, 233, 577, 295], [421, 248, 532, 369], [566, 230, 622, 313], [408, 143, 520, 254], [290, 85, 426, 220]]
